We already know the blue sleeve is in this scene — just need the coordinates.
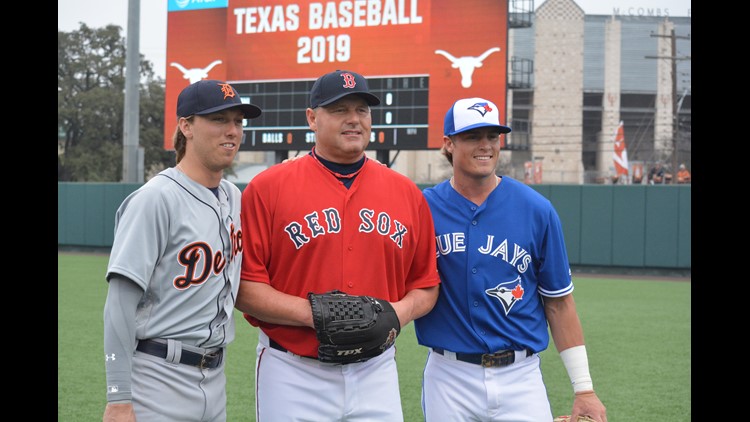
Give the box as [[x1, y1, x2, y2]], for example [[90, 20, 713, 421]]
[[536, 206, 573, 297]]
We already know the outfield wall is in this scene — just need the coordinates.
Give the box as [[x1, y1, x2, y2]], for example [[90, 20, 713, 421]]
[[58, 183, 690, 270]]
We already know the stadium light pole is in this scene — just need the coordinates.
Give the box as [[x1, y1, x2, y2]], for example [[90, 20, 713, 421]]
[[123, 0, 142, 183]]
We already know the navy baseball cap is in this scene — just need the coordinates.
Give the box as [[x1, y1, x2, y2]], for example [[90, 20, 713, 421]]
[[310, 70, 381, 108], [444, 97, 511, 136], [177, 79, 262, 119]]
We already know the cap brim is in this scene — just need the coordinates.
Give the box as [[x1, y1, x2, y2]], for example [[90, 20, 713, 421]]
[[194, 103, 262, 119], [446, 122, 511, 136], [317, 92, 381, 108]]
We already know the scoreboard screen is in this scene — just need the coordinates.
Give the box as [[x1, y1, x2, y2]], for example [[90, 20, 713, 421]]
[[234, 75, 428, 151], [164, 0, 509, 151]]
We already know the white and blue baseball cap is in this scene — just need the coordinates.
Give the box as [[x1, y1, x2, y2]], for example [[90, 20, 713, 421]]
[[444, 97, 511, 136]]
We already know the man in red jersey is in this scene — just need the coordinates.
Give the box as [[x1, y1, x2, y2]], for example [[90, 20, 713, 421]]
[[235, 70, 440, 421]]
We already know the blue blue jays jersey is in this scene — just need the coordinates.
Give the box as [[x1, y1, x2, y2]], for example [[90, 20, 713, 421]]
[[414, 176, 573, 354]]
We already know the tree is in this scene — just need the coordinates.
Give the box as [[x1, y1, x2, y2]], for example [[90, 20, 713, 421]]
[[58, 23, 173, 181], [140, 78, 174, 179]]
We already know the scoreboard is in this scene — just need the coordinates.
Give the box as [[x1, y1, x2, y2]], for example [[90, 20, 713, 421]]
[[234, 75, 428, 151], [164, 0, 509, 152]]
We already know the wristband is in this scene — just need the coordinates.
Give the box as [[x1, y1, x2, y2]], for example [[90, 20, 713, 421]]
[[559, 345, 594, 393]]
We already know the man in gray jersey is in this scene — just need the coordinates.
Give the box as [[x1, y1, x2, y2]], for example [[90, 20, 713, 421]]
[[102, 80, 261, 422]]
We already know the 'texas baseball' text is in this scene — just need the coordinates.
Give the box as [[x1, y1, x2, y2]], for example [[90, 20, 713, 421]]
[[233, 0, 423, 33], [233, 0, 423, 64]]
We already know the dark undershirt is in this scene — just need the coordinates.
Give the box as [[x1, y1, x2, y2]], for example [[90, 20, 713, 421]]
[[310, 150, 366, 189]]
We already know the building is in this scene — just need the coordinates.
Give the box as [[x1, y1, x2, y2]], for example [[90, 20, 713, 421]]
[[505, 0, 691, 184]]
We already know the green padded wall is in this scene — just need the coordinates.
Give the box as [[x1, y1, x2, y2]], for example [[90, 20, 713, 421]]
[[58, 182, 691, 270]]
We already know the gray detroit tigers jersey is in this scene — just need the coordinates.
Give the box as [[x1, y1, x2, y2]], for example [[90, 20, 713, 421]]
[[106, 167, 242, 349]]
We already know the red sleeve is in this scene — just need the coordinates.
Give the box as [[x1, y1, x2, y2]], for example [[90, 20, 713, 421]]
[[405, 189, 441, 293], [239, 175, 272, 286]]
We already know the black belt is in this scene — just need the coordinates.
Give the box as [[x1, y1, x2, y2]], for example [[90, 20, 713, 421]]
[[136, 339, 223, 369], [268, 338, 318, 360], [432, 348, 532, 368]]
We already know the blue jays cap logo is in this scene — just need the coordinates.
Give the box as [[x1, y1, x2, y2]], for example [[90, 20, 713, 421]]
[[468, 101, 493, 117]]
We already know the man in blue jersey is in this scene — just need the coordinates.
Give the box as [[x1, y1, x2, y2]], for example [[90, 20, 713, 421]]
[[414, 97, 607, 422]]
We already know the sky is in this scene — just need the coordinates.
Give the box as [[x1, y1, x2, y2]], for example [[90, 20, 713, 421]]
[[58, 0, 691, 79]]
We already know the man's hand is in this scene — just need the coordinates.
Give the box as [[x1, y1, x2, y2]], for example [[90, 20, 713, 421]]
[[103, 402, 136, 422], [570, 391, 607, 422]]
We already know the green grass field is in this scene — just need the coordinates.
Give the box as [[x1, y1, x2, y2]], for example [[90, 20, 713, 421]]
[[58, 252, 691, 421]]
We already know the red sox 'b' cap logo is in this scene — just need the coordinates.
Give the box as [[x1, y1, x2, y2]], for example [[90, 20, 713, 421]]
[[341, 72, 357, 89]]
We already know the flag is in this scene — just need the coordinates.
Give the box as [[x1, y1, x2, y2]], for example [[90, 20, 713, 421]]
[[612, 121, 629, 178], [524, 161, 533, 184]]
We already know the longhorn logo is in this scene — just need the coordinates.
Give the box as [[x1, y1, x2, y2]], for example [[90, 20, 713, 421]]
[[170, 60, 223, 84], [435, 47, 501, 88]]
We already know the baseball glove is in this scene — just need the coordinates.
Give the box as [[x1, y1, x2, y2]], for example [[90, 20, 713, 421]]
[[553, 416, 597, 422], [308, 290, 400, 364]]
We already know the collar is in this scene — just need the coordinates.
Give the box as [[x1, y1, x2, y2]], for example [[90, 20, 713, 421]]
[[310, 146, 367, 179]]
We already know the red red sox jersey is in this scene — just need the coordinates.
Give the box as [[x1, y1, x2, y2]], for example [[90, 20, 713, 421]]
[[240, 154, 440, 358]]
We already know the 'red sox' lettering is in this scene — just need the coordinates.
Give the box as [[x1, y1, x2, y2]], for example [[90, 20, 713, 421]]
[[284, 207, 408, 249]]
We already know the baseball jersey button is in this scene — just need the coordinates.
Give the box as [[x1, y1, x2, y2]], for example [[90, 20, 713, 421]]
[[471, 268, 477, 274], [471, 206, 476, 211], [472, 221, 477, 225], [348, 282, 354, 287], [473, 301, 478, 307]]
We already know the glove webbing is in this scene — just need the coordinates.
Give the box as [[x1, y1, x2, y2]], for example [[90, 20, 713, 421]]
[[327, 300, 366, 321]]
